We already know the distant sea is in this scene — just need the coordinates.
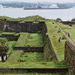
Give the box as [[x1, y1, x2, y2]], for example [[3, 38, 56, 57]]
[[0, 8, 75, 21]]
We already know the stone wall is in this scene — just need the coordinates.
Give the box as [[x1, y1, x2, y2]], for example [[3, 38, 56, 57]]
[[0, 68, 68, 73], [62, 21, 75, 25], [41, 22, 47, 43], [0, 19, 4, 31], [4, 21, 44, 33], [44, 35, 57, 61], [0, 34, 20, 41], [65, 41, 75, 75], [14, 47, 43, 52]]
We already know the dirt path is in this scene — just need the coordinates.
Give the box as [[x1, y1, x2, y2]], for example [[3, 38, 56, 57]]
[[55, 22, 75, 46], [22, 19, 26, 22], [68, 25, 75, 31]]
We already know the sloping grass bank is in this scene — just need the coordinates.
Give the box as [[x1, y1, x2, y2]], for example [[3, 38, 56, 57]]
[[45, 20, 68, 61], [57, 22, 75, 43], [72, 24, 75, 29]]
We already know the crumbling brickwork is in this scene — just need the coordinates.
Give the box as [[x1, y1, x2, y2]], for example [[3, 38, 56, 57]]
[[65, 41, 75, 75]]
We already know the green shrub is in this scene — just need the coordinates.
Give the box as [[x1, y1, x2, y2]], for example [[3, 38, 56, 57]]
[[71, 18, 75, 21], [25, 44, 31, 47], [56, 18, 62, 22], [0, 31, 2, 33], [18, 58, 27, 62], [0, 38, 8, 44], [41, 44, 44, 47], [44, 41, 47, 45], [38, 31, 41, 34], [41, 62, 47, 65], [49, 55, 53, 60], [55, 60, 68, 67]]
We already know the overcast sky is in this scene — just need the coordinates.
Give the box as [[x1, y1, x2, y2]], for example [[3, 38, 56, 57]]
[[1, 0, 75, 3]]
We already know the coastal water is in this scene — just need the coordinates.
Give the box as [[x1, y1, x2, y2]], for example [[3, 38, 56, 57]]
[[0, 8, 75, 21]]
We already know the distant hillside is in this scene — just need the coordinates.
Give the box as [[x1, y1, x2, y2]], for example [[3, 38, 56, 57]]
[[0, 1, 75, 8]]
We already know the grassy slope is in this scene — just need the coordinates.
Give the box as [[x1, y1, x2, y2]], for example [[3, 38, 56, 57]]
[[57, 22, 75, 43], [15, 33, 28, 47], [45, 20, 68, 61], [0, 72, 69, 75], [25, 33, 43, 47], [7, 41, 16, 55], [6, 50, 22, 62], [72, 24, 75, 29]]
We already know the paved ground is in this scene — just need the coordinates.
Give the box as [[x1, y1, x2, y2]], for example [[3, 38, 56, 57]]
[[54, 22, 75, 46]]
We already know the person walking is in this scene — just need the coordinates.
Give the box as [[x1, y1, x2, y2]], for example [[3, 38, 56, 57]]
[[68, 33, 70, 37]]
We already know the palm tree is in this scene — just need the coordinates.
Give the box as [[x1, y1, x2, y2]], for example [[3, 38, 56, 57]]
[[0, 38, 9, 62]]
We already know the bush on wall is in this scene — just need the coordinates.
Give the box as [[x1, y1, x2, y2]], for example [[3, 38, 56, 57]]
[[56, 18, 62, 22], [71, 18, 75, 21]]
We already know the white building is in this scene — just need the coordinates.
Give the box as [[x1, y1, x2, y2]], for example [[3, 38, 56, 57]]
[[49, 4, 59, 8], [0, 4, 3, 8]]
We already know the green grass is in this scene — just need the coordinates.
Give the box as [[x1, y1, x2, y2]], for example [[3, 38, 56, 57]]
[[40, 20, 45, 22], [14, 33, 20, 36], [2, 32, 15, 35], [15, 33, 28, 47], [57, 22, 75, 43], [0, 18, 68, 71], [7, 41, 16, 55], [6, 50, 22, 62], [19, 21, 25, 23], [0, 15, 44, 22], [0, 60, 68, 68], [33, 21, 39, 23], [15, 32, 28, 36], [0, 33, 2, 36], [24, 15, 44, 20], [0, 72, 69, 75], [25, 33, 43, 47], [72, 25, 75, 29], [19, 52, 45, 62], [45, 20, 68, 61], [25, 20, 34, 22], [0, 16, 11, 20], [7, 18, 23, 22]]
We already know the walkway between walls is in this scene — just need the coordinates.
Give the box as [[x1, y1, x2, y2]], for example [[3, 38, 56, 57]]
[[68, 25, 75, 31], [54, 22, 75, 46], [6, 50, 22, 62]]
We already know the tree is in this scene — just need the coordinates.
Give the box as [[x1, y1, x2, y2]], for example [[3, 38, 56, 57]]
[[56, 18, 62, 22], [71, 18, 75, 21], [0, 38, 9, 62]]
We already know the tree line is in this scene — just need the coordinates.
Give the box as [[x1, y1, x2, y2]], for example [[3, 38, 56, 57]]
[[0, 2, 75, 8]]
